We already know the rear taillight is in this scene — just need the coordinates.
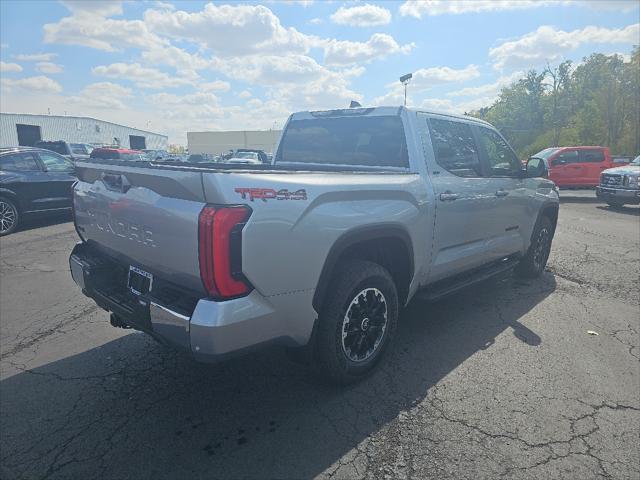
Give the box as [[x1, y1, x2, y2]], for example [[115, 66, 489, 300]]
[[198, 205, 252, 300], [70, 182, 85, 241]]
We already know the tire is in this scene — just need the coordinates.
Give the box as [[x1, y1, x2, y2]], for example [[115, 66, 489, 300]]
[[313, 259, 398, 384], [0, 198, 19, 236], [516, 216, 553, 278], [607, 201, 624, 209]]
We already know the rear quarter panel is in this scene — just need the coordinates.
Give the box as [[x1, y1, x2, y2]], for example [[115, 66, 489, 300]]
[[202, 172, 432, 300]]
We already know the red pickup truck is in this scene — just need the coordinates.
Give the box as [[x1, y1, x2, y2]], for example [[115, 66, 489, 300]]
[[530, 146, 625, 188]]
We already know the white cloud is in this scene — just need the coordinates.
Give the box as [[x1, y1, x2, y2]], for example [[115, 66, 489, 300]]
[[200, 80, 231, 92], [60, 0, 123, 17], [399, 1, 553, 18], [212, 54, 327, 85], [238, 90, 252, 99], [147, 91, 220, 106], [398, 1, 638, 18], [92, 63, 193, 89], [14, 53, 58, 61], [330, 4, 392, 27], [0, 61, 23, 73], [417, 96, 500, 114], [410, 65, 481, 89], [143, 3, 316, 57], [324, 33, 414, 66], [68, 82, 132, 109], [153, 1, 175, 10], [372, 64, 480, 106], [1, 75, 63, 93], [35, 62, 64, 74], [141, 45, 208, 78], [44, 2, 164, 52], [309, 17, 323, 25], [209, 53, 362, 110], [447, 71, 523, 97], [490, 23, 640, 70]]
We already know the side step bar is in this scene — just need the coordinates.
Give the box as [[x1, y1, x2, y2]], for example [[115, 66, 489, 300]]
[[417, 256, 520, 302]]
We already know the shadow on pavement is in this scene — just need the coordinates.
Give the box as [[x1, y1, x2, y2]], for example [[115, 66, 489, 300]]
[[0, 272, 556, 479], [15, 211, 73, 233], [559, 194, 601, 204], [595, 205, 640, 216]]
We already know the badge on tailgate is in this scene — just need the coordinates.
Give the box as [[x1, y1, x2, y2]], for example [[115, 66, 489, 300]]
[[128, 265, 153, 295]]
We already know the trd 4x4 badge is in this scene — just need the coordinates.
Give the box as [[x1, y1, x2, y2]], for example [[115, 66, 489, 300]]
[[235, 188, 307, 202]]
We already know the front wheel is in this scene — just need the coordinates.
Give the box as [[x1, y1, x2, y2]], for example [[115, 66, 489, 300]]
[[313, 259, 398, 384], [516, 216, 553, 278], [0, 198, 19, 236]]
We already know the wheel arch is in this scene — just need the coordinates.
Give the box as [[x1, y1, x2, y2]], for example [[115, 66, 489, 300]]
[[0, 188, 21, 210], [538, 202, 559, 234], [312, 224, 414, 313]]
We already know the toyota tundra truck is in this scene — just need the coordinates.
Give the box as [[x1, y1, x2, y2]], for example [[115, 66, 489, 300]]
[[69, 107, 559, 384]]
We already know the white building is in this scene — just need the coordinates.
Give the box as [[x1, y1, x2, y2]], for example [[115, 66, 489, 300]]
[[0, 113, 168, 150], [188, 130, 282, 155]]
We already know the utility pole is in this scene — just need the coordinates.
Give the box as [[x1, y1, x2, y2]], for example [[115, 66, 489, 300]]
[[399, 73, 412, 106]]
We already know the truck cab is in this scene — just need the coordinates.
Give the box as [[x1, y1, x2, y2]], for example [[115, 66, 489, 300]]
[[531, 146, 618, 188]]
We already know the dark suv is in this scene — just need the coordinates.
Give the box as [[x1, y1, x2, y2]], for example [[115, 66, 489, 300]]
[[34, 141, 91, 162], [0, 147, 76, 235]]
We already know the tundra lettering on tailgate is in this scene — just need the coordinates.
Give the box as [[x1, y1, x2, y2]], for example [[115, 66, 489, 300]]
[[235, 188, 307, 202], [87, 209, 156, 247]]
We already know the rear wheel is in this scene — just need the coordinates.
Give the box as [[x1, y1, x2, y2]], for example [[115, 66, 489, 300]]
[[313, 259, 398, 384], [0, 198, 19, 236], [516, 216, 553, 278]]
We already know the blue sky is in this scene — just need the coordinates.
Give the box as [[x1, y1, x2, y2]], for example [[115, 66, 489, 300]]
[[1, 0, 638, 144]]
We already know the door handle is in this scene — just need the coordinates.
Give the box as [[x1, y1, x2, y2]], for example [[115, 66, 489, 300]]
[[439, 192, 458, 201], [495, 190, 509, 197]]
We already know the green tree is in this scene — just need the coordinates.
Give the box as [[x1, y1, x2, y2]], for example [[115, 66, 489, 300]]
[[470, 48, 639, 158]]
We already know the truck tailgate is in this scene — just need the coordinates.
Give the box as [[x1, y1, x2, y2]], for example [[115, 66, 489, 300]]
[[73, 161, 207, 295]]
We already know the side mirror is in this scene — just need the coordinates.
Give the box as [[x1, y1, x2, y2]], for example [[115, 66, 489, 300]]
[[526, 158, 548, 178]]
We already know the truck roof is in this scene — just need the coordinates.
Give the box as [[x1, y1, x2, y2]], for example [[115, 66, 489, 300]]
[[291, 105, 493, 127]]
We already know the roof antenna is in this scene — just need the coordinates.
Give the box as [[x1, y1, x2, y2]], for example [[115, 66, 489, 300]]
[[349, 100, 362, 108]]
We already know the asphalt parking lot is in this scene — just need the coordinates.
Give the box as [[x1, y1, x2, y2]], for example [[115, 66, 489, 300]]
[[1, 193, 638, 480]]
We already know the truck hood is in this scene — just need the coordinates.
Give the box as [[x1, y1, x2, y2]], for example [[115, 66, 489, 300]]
[[602, 165, 640, 175]]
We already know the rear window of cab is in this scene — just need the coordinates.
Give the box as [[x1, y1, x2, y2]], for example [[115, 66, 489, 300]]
[[277, 115, 409, 169]]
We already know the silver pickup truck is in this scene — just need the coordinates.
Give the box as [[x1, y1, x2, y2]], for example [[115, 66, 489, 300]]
[[69, 106, 559, 383]]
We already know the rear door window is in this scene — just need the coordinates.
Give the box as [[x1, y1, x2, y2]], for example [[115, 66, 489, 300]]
[[37, 151, 74, 171], [551, 150, 579, 166], [277, 115, 409, 168], [581, 149, 605, 163], [428, 118, 482, 177], [0, 153, 41, 171]]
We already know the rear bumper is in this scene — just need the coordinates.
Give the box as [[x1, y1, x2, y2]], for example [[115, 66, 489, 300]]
[[69, 243, 315, 361], [595, 187, 640, 204]]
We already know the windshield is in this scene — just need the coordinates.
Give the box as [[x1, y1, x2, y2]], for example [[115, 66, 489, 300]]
[[277, 115, 409, 168], [70, 144, 89, 155], [90, 150, 120, 159], [234, 152, 259, 160], [631, 156, 640, 166], [531, 148, 560, 160], [35, 142, 69, 155]]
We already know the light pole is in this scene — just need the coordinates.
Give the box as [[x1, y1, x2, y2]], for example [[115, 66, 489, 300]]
[[399, 73, 412, 106]]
